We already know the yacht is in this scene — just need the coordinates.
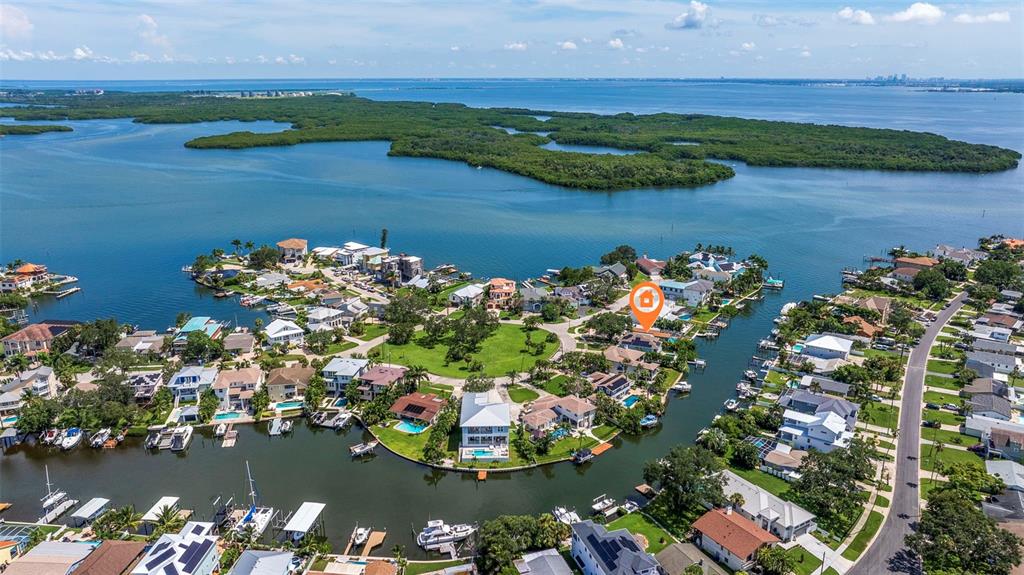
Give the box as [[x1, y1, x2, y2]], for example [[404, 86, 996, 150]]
[[214, 423, 228, 437], [744, 370, 758, 381], [416, 520, 475, 550], [640, 414, 659, 428], [723, 399, 740, 412], [352, 525, 371, 546], [552, 507, 581, 525], [591, 495, 616, 513], [232, 461, 275, 539], [60, 428, 83, 450], [90, 428, 112, 448], [350, 441, 378, 457], [672, 380, 691, 392], [736, 382, 752, 393], [170, 426, 194, 452]]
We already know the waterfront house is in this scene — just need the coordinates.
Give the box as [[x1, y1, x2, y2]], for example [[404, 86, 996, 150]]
[[603, 345, 658, 377], [264, 319, 305, 348], [335, 241, 370, 266], [487, 278, 518, 310], [0, 274, 33, 292], [520, 286, 550, 313], [968, 392, 1013, 421], [254, 272, 290, 289], [619, 332, 663, 354], [390, 392, 446, 425], [691, 508, 779, 572], [276, 238, 308, 263], [322, 357, 369, 394], [356, 365, 408, 401], [802, 334, 854, 360], [335, 297, 370, 321], [127, 371, 164, 403], [659, 279, 714, 307], [778, 409, 853, 453], [287, 279, 326, 294], [172, 317, 224, 352], [778, 390, 859, 430], [515, 549, 574, 575], [593, 263, 628, 284], [1, 320, 79, 357], [524, 395, 597, 437], [73, 540, 148, 575], [843, 315, 882, 339], [357, 246, 390, 274], [853, 295, 892, 325], [4, 541, 94, 575], [131, 522, 220, 575], [893, 255, 939, 271], [635, 256, 666, 276], [227, 550, 294, 575], [552, 285, 590, 307], [168, 366, 218, 401], [114, 330, 168, 356], [397, 255, 424, 282], [588, 372, 632, 402], [213, 367, 264, 412], [459, 391, 511, 461], [721, 471, 816, 542], [760, 444, 808, 482], [889, 267, 920, 284], [935, 244, 988, 266], [222, 332, 256, 356], [266, 367, 314, 402], [311, 246, 341, 260], [449, 284, 486, 307], [306, 306, 347, 332], [522, 407, 559, 437], [569, 520, 660, 575], [797, 374, 852, 397], [654, 544, 729, 575], [11, 263, 48, 284], [0, 366, 58, 415]]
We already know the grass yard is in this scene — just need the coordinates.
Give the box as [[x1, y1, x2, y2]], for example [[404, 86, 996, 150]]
[[862, 348, 899, 360], [508, 386, 540, 403], [922, 408, 965, 426], [419, 382, 454, 398], [841, 510, 883, 561], [764, 370, 791, 386], [824, 569, 840, 575], [920, 426, 973, 446], [376, 324, 558, 378], [662, 368, 681, 387], [607, 513, 673, 554], [543, 375, 570, 396], [924, 374, 960, 391], [373, 421, 431, 460], [874, 494, 890, 508], [592, 424, 618, 441], [355, 323, 389, 341], [926, 359, 959, 375], [404, 561, 469, 575], [923, 390, 963, 406], [786, 546, 823, 575], [920, 478, 948, 500], [729, 465, 792, 498], [919, 442, 984, 472], [325, 340, 358, 354], [861, 401, 899, 430]]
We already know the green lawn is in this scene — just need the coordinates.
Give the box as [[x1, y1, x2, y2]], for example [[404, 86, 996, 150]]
[[922, 408, 965, 426], [924, 374, 961, 391], [861, 401, 899, 430], [373, 421, 431, 460], [662, 368, 681, 387], [919, 442, 984, 472], [629, 272, 651, 288], [607, 513, 673, 554], [405, 560, 469, 575], [376, 324, 558, 378], [764, 370, 791, 386], [786, 546, 823, 575], [824, 568, 840, 575], [543, 375, 570, 396], [862, 348, 899, 360], [840, 511, 883, 561], [920, 478, 948, 500], [419, 382, 455, 398], [920, 426, 973, 446], [325, 340, 358, 354], [923, 390, 963, 406], [593, 424, 618, 441], [926, 359, 959, 375], [508, 386, 540, 403], [356, 323, 388, 341], [874, 494, 890, 508], [728, 466, 792, 498]]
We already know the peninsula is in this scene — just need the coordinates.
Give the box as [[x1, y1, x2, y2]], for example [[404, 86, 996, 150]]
[[0, 124, 73, 135], [1, 90, 1018, 190]]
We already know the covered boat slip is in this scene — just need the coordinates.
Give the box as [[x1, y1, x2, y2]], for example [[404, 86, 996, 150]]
[[282, 501, 326, 541], [139, 496, 191, 534], [70, 497, 110, 526]]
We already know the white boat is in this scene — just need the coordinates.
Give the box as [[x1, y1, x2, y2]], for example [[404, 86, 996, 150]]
[[170, 426, 194, 452], [350, 440, 378, 457], [38, 466, 78, 524], [736, 382, 751, 393], [60, 428, 83, 450], [416, 520, 476, 550], [240, 294, 267, 307], [90, 428, 111, 448], [233, 461, 274, 539], [723, 399, 740, 412], [281, 420, 293, 434], [214, 423, 228, 437], [621, 500, 639, 514], [591, 495, 616, 513], [353, 525, 371, 546], [671, 381, 691, 392], [744, 370, 758, 381], [144, 431, 161, 449], [41, 428, 60, 445], [552, 506, 581, 525]]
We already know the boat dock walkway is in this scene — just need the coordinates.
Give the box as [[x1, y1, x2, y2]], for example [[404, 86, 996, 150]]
[[43, 287, 81, 299], [341, 530, 387, 557], [591, 442, 613, 456], [221, 427, 237, 448]]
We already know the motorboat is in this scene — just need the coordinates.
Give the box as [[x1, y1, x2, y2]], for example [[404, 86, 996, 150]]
[[736, 382, 752, 393], [640, 414, 659, 428], [90, 428, 111, 448], [723, 399, 740, 412], [281, 420, 293, 434], [572, 448, 593, 465], [671, 380, 691, 392], [240, 294, 267, 307], [352, 525, 371, 546], [591, 495, 616, 513], [744, 370, 758, 381], [621, 500, 640, 514], [144, 431, 160, 449], [416, 520, 475, 550], [214, 423, 228, 437], [232, 461, 274, 539], [170, 426, 194, 452], [41, 429, 60, 445], [350, 441, 378, 457], [60, 428, 83, 450], [552, 507, 581, 525]]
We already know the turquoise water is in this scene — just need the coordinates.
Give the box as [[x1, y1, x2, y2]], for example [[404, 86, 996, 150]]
[[471, 448, 496, 457], [623, 395, 641, 408], [333, 398, 348, 408], [213, 412, 242, 421], [275, 401, 303, 410], [2, 416, 17, 425], [792, 343, 805, 354], [395, 420, 429, 434]]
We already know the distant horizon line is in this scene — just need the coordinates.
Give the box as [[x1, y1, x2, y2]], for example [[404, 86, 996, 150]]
[[2, 76, 1023, 84]]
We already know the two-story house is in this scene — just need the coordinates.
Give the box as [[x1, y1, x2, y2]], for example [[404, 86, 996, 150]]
[[778, 409, 853, 453], [212, 367, 264, 412], [487, 278, 518, 310], [569, 520, 660, 575], [321, 358, 369, 395], [356, 366, 407, 401], [459, 391, 510, 461], [265, 367, 314, 402], [1, 320, 79, 358], [131, 522, 220, 575], [691, 508, 779, 572], [778, 390, 859, 431], [0, 366, 59, 415], [167, 366, 219, 402], [721, 471, 816, 542], [263, 319, 305, 348]]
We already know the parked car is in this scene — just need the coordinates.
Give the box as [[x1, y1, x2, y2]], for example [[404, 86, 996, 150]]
[[926, 403, 941, 410], [968, 443, 987, 454], [942, 403, 959, 411], [954, 342, 970, 350], [870, 394, 884, 402], [923, 420, 941, 428]]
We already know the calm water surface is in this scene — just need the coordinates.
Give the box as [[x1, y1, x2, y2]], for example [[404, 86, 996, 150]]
[[0, 80, 1021, 554]]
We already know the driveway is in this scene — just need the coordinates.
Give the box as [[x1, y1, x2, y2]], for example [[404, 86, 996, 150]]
[[848, 292, 966, 575]]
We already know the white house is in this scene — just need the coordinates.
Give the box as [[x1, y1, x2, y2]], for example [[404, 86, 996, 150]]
[[264, 319, 305, 347], [658, 279, 714, 307], [226, 550, 295, 575], [569, 521, 660, 575], [306, 306, 347, 332], [167, 366, 218, 401], [721, 471, 816, 542], [321, 357, 369, 394], [987, 460, 1024, 492], [802, 334, 854, 360], [778, 409, 853, 453], [449, 284, 485, 307], [131, 522, 220, 575], [459, 391, 511, 461], [0, 366, 58, 414]]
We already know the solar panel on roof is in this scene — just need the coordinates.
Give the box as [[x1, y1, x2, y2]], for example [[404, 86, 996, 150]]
[[620, 536, 640, 552], [406, 405, 425, 415], [145, 549, 176, 570], [183, 539, 213, 573], [191, 524, 204, 535]]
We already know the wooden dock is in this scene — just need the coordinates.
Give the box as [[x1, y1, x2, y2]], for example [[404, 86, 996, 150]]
[[221, 427, 237, 448], [591, 442, 613, 456], [360, 530, 387, 558], [477, 471, 487, 481], [44, 287, 80, 299]]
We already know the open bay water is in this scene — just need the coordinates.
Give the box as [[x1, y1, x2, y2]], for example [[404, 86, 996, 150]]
[[0, 80, 1022, 554]]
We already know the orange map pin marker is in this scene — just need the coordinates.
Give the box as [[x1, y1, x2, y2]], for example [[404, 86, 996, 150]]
[[629, 281, 664, 332]]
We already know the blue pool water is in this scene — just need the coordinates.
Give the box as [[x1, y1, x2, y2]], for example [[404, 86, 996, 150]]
[[792, 344, 805, 354], [472, 448, 495, 457], [213, 412, 242, 421], [721, 299, 733, 306], [550, 428, 568, 440], [333, 398, 348, 408], [276, 401, 303, 410], [623, 395, 640, 408], [395, 420, 429, 434], [2, 416, 18, 425]]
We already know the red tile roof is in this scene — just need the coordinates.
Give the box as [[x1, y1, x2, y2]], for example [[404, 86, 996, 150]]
[[276, 238, 308, 250], [692, 508, 779, 560], [1, 321, 77, 343], [389, 392, 445, 422]]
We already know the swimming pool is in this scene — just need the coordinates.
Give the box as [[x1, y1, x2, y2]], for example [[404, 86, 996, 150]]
[[471, 448, 496, 457], [214, 412, 242, 421], [2, 415, 17, 426], [276, 400, 303, 410], [721, 299, 733, 306], [550, 428, 568, 440], [623, 395, 640, 408], [395, 420, 429, 434], [333, 398, 348, 408], [792, 343, 805, 354]]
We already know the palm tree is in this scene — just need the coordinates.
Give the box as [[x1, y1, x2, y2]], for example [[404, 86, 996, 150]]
[[931, 442, 945, 482], [728, 492, 745, 510], [231, 239, 242, 254], [114, 505, 143, 535], [152, 505, 184, 537], [405, 365, 429, 391], [244, 240, 255, 253], [505, 370, 519, 386]]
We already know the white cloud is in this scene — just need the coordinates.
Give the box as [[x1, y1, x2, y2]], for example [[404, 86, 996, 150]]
[[73, 45, 94, 60], [0, 4, 33, 39], [953, 12, 1010, 24], [800, 50, 811, 58], [634, 47, 647, 53], [274, 56, 286, 64], [288, 54, 305, 64], [753, 13, 816, 28], [130, 51, 151, 62], [741, 42, 756, 51], [256, 55, 269, 63], [557, 41, 577, 50], [225, 56, 236, 65], [503, 41, 527, 51], [449, 45, 460, 52], [137, 14, 171, 49], [836, 7, 875, 25], [666, 1, 710, 30], [887, 3, 944, 24], [608, 38, 624, 50]]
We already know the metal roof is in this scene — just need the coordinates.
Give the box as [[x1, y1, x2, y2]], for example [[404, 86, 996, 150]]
[[142, 496, 180, 522], [283, 502, 325, 534], [71, 497, 110, 520]]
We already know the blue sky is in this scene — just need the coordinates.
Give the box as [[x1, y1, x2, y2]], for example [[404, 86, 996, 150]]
[[0, 1, 1020, 79]]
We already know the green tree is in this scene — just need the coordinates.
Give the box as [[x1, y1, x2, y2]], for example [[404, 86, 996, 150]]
[[198, 388, 219, 422], [642, 445, 725, 514], [585, 312, 632, 341], [730, 439, 760, 470], [249, 245, 282, 269], [913, 268, 951, 300], [975, 259, 1023, 290], [251, 387, 270, 419], [756, 545, 795, 575], [305, 374, 326, 411]]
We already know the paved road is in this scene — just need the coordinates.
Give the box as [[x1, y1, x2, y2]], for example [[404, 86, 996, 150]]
[[849, 292, 966, 575]]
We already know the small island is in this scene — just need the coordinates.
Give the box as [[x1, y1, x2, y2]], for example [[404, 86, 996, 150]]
[[1, 90, 1018, 190], [0, 124, 73, 136]]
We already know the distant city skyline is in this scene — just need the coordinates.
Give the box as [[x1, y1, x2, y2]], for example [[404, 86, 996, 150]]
[[1, 1, 1020, 80]]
